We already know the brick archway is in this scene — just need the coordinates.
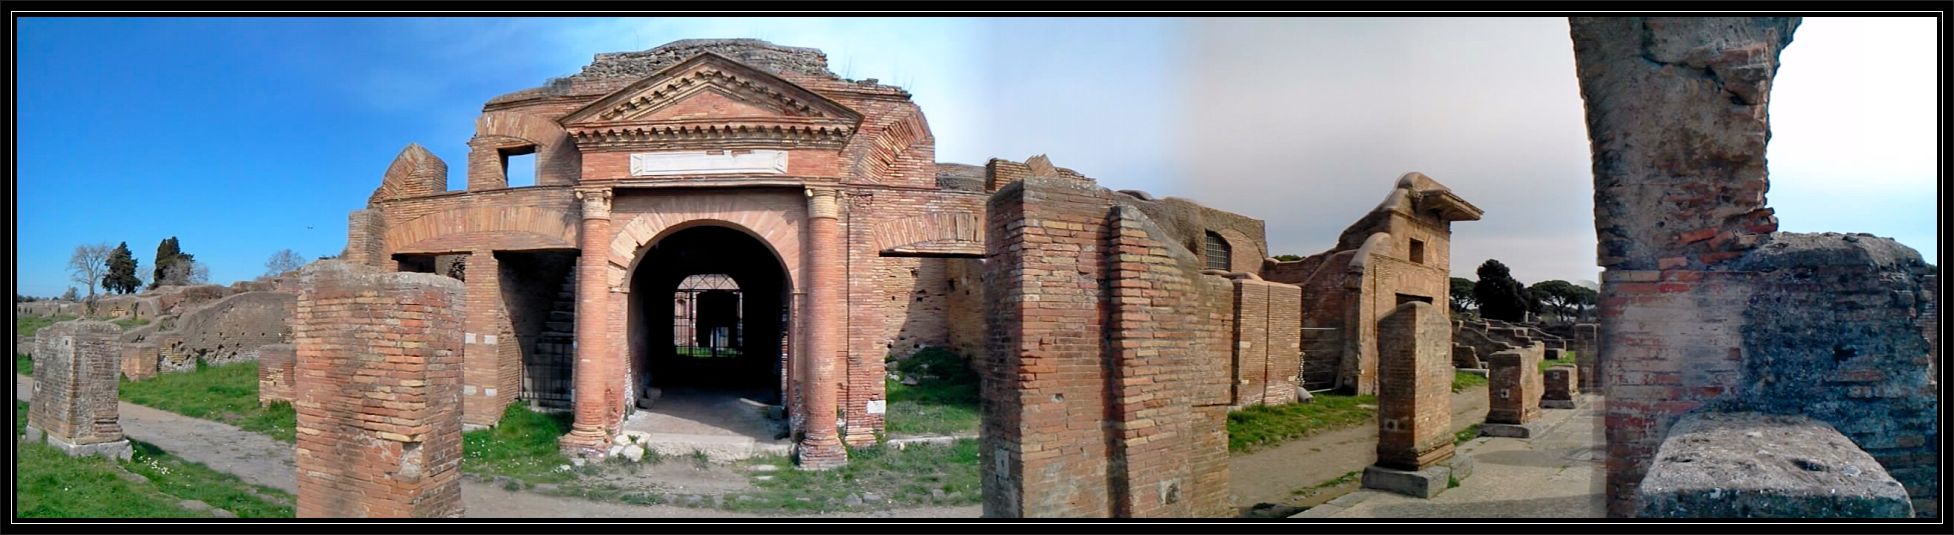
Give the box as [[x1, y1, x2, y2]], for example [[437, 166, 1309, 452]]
[[603, 194, 806, 292], [385, 205, 579, 254]]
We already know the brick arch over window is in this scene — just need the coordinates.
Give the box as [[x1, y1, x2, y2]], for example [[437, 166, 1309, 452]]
[[471, 110, 581, 188], [385, 206, 580, 254], [605, 194, 806, 292], [871, 211, 982, 256]]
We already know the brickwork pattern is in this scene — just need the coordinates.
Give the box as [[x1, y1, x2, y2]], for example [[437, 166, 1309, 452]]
[[29, 320, 126, 445], [119, 342, 158, 382], [259, 343, 297, 406], [981, 175, 1233, 518], [1374, 302, 1454, 471], [1544, 366, 1578, 402], [1487, 349, 1542, 425], [1571, 17, 1792, 271], [293, 262, 465, 518]]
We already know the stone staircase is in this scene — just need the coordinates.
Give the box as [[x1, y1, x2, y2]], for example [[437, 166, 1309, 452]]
[[525, 274, 577, 411]]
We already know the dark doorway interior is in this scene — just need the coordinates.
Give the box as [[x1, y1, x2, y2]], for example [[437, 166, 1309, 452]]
[[631, 225, 788, 404]]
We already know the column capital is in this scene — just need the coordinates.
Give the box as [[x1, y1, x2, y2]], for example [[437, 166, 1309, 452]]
[[806, 187, 841, 220], [575, 188, 613, 220]]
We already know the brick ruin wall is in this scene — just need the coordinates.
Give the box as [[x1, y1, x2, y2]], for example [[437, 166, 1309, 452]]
[[980, 173, 1235, 518], [1228, 277, 1304, 407], [1374, 301, 1456, 471], [27, 320, 126, 447], [293, 261, 464, 518], [1572, 17, 1938, 517], [259, 343, 297, 406]]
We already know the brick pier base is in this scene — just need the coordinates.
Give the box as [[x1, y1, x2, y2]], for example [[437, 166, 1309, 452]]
[[26, 320, 131, 460], [293, 262, 465, 518]]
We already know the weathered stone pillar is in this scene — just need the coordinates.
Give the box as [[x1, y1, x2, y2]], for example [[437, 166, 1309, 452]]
[[562, 189, 614, 456], [461, 249, 509, 429], [1570, 323, 1598, 389], [1483, 348, 1544, 438], [259, 343, 296, 406], [797, 186, 847, 469], [26, 320, 131, 460], [119, 341, 158, 382], [1543, 365, 1579, 409], [1362, 302, 1467, 498], [293, 262, 464, 518]]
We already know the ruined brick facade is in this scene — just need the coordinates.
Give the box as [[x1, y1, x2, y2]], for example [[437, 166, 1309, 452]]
[[979, 171, 1237, 517], [1265, 172, 1482, 394], [1572, 17, 1938, 518], [293, 262, 465, 518], [340, 39, 1284, 465]]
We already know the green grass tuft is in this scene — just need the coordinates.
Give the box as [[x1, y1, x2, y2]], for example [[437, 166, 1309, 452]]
[[15, 401, 294, 518], [16, 313, 77, 338], [460, 403, 577, 485], [724, 438, 981, 513], [883, 347, 980, 437], [112, 317, 151, 329], [17, 353, 32, 376], [1451, 371, 1488, 393], [1227, 394, 1377, 453], [1454, 423, 1483, 445], [119, 362, 297, 442]]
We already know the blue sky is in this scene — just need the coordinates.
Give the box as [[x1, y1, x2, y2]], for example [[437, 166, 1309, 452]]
[[14, 17, 1938, 297]]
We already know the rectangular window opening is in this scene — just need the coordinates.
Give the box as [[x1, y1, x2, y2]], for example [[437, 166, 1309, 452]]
[[500, 146, 537, 187], [1409, 239, 1426, 264]]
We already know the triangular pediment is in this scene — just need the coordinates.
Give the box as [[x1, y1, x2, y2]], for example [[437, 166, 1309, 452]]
[[560, 52, 862, 129]]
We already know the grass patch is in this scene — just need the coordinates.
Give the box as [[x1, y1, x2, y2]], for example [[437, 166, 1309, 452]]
[[1539, 355, 1576, 373], [1451, 371, 1487, 393], [461, 403, 578, 485], [112, 317, 151, 329], [124, 441, 296, 517], [118, 361, 297, 442], [15, 401, 293, 518], [1227, 394, 1377, 453], [17, 353, 32, 375], [16, 313, 77, 338], [1454, 423, 1483, 445], [884, 347, 980, 437], [725, 438, 981, 513]]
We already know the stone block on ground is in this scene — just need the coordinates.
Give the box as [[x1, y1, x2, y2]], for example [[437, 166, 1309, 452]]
[[1480, 422, 1548, 439], [1636, 412, 1913, 518], [1543, 365, 1579, 409], [28, 320, 128, 459]]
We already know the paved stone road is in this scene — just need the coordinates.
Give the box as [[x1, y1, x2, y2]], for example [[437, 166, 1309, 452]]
[[1293, 393, 1605, 518], [16, 373, 979, 518]]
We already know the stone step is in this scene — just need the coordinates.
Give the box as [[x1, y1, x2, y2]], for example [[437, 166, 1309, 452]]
[[546, 321, 575, 332], [549, 310, 575, 322]]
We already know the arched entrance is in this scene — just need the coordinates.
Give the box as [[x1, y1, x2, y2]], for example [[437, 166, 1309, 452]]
[[624, 224, 791, 441]]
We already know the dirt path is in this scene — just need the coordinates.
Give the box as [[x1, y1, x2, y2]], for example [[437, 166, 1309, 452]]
[[1227, 386, 1490, 509], [16, 373, 978, 518]]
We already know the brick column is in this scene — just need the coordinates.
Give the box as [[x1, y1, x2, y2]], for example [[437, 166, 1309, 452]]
[[797, 187, 847, 469], [293, 262, 464, 518], [259, 343, 296, 406], [562, 188, 614, 456], [1372, 302, 1454, 471], [461, 250, 509, 428], [26, 320, 130, 460]]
